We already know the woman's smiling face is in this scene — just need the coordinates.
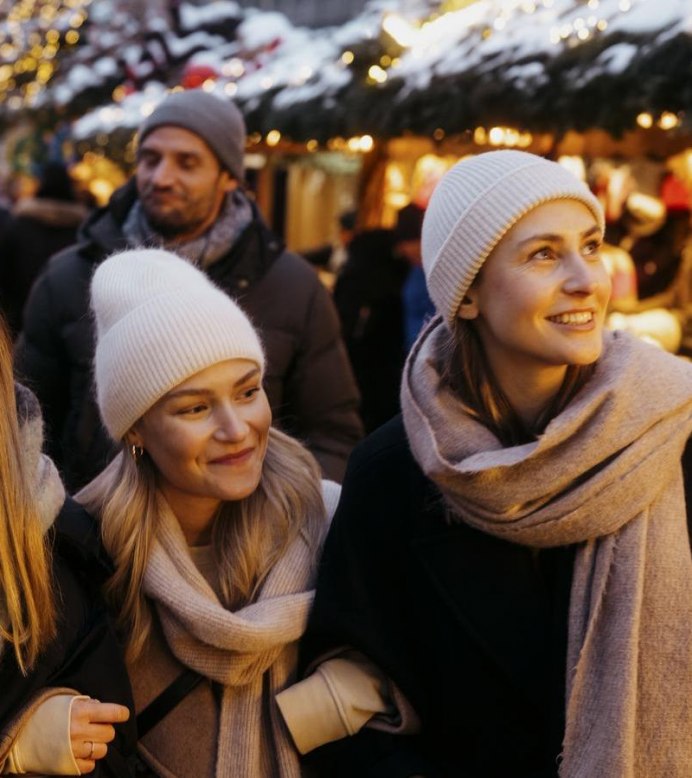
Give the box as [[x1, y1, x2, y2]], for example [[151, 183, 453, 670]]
[[129, 359, 271, 527], [462, 199, 611, 396]]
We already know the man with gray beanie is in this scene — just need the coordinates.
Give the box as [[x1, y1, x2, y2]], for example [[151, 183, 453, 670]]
[[16, 89, 363, 490]]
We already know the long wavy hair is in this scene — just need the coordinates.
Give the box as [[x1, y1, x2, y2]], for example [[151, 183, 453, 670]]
[[0, 318, 56, 673], [77, 426, 325, 663], [439, 317, 596, 446]]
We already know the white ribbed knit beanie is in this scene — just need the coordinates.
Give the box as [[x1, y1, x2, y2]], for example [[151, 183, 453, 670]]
[[422, 150, 605, 328], [91, 248, 265, 440]]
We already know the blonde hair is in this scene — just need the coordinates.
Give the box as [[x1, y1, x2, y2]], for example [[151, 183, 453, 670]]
[[0, 319, 56, 673], [439, 318, 595, 446], [77, 427, 325, 663]]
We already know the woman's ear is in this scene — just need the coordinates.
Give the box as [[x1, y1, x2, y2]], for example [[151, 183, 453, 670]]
[[457, 292, 479, 321], [124, 427, 144, 449]]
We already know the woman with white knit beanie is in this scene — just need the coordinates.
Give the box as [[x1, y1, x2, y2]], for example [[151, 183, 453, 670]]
[[298, 150, 692, 777], [77, 247, 349, 777]]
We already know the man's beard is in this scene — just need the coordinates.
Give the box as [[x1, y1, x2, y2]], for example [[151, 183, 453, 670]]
[[142, 199, 200, 239], [146, 211, 192, 239]]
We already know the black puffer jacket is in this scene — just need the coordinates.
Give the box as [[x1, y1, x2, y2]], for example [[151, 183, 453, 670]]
[[15, 180, 363, 489], [0, 498, 136, 777]]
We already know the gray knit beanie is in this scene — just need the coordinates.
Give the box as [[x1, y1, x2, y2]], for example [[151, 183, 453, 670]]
[[91, 248, 265, 440], [138, 89, 246, 182], [422, 150, 605, 328]]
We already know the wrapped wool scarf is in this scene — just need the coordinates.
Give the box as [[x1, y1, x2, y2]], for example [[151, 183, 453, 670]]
[[401, 321, 692, 778], [122, 189, 253, 269], [140, 482, 340, 778]]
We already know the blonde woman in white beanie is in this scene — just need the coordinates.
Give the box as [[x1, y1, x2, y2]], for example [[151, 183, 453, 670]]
[[297, 151, 692, 777], [76, 247, 347, 778]]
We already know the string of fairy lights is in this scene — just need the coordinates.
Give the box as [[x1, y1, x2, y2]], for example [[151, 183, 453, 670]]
[[0, 0, 91, 109]]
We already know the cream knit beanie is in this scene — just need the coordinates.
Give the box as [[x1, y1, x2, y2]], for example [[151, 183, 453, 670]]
[[91, 248, 265, 440], [422, 150, 605, 328]]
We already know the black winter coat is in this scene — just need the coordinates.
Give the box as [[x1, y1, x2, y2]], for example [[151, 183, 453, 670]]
[[15, 181, 362, 489], [333, 229, 409, 434], [300, 416, 692, 778], [0, 197, 87, 337], [0, 498, 136, 777]]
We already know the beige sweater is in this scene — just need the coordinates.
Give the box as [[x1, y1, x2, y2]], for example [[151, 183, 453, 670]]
[[2, 693, 82, 775], [276, 652, 393, 754]]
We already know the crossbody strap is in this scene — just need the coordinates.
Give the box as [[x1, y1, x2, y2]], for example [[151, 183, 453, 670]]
[[136, 668, 204, 738]]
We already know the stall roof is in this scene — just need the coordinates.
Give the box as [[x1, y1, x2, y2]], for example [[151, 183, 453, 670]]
[[14, 0, 689, 146], [239, 0, 692, 142]]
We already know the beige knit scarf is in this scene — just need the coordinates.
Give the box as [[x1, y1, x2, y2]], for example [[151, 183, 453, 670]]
[[401, 322, 692, 777], [142, 482, 339, 778]]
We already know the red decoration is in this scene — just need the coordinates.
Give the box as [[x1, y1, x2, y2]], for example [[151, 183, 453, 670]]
[[661, 173, 691, 212], [181, 63, 219, 89]]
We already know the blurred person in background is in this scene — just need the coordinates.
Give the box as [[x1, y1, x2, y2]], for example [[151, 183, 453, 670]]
[[334, 223, 408, 433], [0, 161, 88, 338], [394, 202, 435, 351], [303, 209, 357, 279]]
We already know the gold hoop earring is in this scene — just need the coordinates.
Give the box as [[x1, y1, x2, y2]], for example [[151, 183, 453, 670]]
[[130, 444, 144, 462]]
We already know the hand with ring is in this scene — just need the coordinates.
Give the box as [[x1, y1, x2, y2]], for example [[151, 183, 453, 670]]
[[70, 698, 130, 774]]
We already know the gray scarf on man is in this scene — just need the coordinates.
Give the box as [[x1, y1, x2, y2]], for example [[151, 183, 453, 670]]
[[401, 321, 692, 777], [122, 189, 253, 268]]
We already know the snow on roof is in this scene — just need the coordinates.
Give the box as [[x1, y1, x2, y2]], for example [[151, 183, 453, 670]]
[[56, 0, 691, 142], [178, 1, 241, 31], [73, 82, 168, 136]]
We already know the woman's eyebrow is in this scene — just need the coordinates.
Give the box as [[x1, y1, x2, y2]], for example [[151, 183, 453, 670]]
[[517, 223, 600, 248], [233, 367, 261, 387], [162, 388, 213, 400], [163, 369, 260, 400]]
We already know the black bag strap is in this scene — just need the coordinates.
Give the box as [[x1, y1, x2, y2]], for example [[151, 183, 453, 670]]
[[136, 668, 204, 738]]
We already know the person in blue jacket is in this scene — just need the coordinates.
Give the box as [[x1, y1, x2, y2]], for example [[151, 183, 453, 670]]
[[393, 203, 435, 352]]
